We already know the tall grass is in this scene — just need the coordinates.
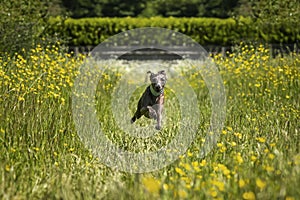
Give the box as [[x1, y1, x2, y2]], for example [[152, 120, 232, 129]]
[[0, 43, 299, 199]]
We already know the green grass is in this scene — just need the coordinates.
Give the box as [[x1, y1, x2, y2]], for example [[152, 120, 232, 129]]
[[0, 44, 299, 199]]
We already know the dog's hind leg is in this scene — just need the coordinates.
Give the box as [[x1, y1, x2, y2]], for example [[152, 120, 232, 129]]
[[131, 116, 137, 124], [131, 107, 148, 123], [131, 110, 141, 123]]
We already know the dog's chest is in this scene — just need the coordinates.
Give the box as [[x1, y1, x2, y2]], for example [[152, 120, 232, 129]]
[[151, 94, 162, 105], [142, 86, 164, 106]]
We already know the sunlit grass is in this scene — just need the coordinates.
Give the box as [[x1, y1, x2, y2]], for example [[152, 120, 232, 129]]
[[0, 43, 299, 199]]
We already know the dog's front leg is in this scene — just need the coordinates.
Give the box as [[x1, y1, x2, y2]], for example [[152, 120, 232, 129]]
[[152, 104, 162, 130]]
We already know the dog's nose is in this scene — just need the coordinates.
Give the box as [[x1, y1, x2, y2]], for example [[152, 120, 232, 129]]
[[155, 84, 162, 91]]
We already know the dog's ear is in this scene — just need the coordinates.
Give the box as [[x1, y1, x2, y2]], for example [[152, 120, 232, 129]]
[[158, 70, 167, 80], [147, 71, 154, 78], [158, 70, 165, 74], [147, 71, 154, 81]]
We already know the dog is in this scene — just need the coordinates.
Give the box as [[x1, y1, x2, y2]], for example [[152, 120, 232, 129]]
[[131, 70, 167, 130]]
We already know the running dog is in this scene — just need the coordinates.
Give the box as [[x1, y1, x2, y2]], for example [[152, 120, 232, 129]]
[[131, 70, 167, 130]]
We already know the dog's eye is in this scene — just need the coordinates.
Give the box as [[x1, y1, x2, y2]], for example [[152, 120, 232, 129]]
[[161, 78, 165, 81]]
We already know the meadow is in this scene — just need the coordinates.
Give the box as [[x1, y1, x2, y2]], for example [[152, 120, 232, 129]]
[[0, 43, 299, 200]]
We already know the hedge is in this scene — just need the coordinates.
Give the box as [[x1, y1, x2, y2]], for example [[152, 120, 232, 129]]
[[48, 17, 300, 46]]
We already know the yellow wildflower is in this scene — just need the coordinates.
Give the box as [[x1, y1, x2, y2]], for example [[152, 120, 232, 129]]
[[256, 178, 266, 190], [243, 191, 256, 200], [239, 179, 246, 188], [142, 176, 161, 195], [286, 197, 295, 200], [178, 189, 187, 198], [209, 188, 218, 198], [256, 137, 266, 143], [175, 167, 185, 176]]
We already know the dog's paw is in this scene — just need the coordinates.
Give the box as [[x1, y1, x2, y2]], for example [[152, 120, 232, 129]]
[[155, 124, 161, 130], [155, 124, 161, 131], [147, 106, 157, 120], [131, 117, 136, 124], [149, 111, 157, 120]]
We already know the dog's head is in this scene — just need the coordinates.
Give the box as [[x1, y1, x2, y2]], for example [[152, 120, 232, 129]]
[[147, 70, 167, 93]]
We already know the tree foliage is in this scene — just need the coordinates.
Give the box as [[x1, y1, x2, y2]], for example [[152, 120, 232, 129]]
[[62, 0, 103, 18], [236, 0, 300, 25], [236, 0, 300, 44], [101, 0, 147, 17], [62, 0, 238, 18], [0, 0, 56, 54]]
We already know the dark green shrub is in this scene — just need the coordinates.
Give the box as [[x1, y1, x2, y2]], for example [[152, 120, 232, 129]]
[[48, 17, 299, 46]]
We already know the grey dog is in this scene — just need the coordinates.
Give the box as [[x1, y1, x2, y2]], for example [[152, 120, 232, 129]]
[[131, 70, 167, 130]]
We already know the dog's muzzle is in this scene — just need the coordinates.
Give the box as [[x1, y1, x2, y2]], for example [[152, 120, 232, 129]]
[[153, 83, 163, 92]]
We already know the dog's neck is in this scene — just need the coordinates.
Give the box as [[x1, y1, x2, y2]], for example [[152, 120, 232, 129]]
[[150, 85, 163, 96]]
